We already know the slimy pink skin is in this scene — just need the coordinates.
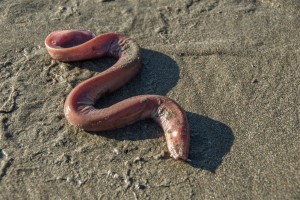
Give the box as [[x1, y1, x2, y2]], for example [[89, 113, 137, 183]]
[[45, 30, 190, 160]]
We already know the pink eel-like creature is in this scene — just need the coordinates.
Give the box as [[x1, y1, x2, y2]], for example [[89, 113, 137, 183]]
[[45, 30, 190, 160]]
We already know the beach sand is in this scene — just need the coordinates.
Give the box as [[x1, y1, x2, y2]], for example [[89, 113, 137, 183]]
[[0, 0, 299, 199]]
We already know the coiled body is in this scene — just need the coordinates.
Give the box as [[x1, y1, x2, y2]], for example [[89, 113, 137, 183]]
[[45, 30, 190, 160]]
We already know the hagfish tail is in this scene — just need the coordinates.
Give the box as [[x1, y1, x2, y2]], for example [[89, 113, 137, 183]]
[[45, 30, 190, 160]]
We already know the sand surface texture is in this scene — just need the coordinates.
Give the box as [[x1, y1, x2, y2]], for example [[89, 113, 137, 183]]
[[0, 0, 299, 199]]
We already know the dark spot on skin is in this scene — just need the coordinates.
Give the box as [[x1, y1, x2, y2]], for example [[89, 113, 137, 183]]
[[163, 108, 173, 119], [156, 107, 165, 117], [141, 97, 149, 103], [123, 43, 130, 51], [155, 107, 174, 121]]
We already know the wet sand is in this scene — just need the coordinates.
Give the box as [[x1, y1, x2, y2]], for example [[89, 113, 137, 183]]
[[0, 0, 299, 199]]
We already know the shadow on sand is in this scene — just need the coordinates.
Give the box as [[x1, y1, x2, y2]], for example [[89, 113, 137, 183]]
[[187, 112, 234, 172]]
